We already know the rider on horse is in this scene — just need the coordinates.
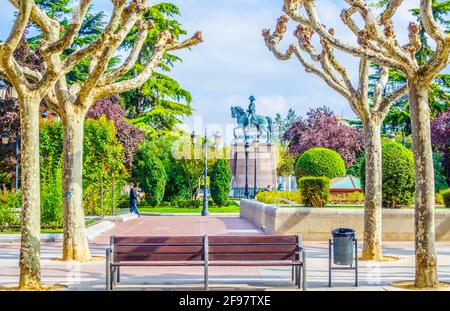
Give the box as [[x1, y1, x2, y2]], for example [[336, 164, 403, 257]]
[[246, 95, 257, 125]]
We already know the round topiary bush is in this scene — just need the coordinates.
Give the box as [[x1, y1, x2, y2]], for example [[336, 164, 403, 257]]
[[295, 147, 346, 179], [360, 140, 415, 208], [210, 159, 232, 206]]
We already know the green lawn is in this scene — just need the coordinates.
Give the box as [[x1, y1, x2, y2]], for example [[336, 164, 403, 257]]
[[0, 218, 101, 234], [0, 228, 63, 234], [139, 201, 240, 214]]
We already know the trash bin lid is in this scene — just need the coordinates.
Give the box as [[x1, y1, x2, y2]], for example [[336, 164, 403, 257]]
[[332, 228, 355, 237]]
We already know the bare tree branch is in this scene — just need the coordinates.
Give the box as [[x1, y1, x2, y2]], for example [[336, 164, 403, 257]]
[[1, 0, 32, 55], [41, 0, 92, 56], [101, 21, 153, 84]]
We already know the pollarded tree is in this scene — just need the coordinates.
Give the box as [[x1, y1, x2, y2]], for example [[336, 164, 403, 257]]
[[264, 12, 407, 261], [0, 0, 109, 289], [277, 0, 449, 287], [12, 0, 202, 262]]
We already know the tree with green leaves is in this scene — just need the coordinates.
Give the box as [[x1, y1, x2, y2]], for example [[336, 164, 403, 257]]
[[275, 0, 449, 288], [274, 108, 297, 144], [370, 1, 450, 137], [210, 159, 232, 206], [133, 142, 167, 206], [1, 0, 201, 288], [18, 0, 201, 264]]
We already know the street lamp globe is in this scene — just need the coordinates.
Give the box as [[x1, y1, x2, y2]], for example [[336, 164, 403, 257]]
[[213, 131, 222, 146], [191, 131, 197, 145], [244, 140, 250, 152], [1, 132, 9, 145], [253, 138, 260, 149]]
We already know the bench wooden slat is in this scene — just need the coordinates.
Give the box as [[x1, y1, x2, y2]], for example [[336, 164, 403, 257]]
[[209, 245, 296, 253], [209, 253, 295, 261], [208, 236, 296, 243], [113, 236, 204, 244], [114, 245, 204, 254], [114, 253, 204, 262], [111, 262, 205, 267]]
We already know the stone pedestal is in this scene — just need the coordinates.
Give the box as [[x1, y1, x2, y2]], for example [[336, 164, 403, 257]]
[[230, 142, 277, 197]]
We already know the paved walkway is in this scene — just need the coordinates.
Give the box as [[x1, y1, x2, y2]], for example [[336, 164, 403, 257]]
[[0, 216, 449, 291]]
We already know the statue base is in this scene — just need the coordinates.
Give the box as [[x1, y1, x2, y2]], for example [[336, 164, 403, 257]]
[[230, 142, 277, 198]]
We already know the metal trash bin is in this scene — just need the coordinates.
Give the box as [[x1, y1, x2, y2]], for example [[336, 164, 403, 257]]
[[329, 228, 358, 287], [332, 228, 355, 265]]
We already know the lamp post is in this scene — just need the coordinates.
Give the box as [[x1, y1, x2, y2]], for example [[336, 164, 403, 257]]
[[253, 139, 259, 198], [202, 128, 209, 216], [191, 131, 197, 160], [244, 140, 250, 199], [192, 130, 221, 216]]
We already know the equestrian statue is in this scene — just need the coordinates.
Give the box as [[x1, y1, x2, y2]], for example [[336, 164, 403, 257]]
[[231, 96, 273, 143]]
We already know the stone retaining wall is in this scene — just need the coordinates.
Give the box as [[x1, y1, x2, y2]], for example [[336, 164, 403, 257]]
[[240, 199, 450, 241]]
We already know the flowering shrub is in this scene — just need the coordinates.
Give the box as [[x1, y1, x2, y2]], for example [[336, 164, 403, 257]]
[[0, 189, 21, 231], [256, 190, 302, 204], [441, 189, 450, 208], [330, 192, 364, 204]]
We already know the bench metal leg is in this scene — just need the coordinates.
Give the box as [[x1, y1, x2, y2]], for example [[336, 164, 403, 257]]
[[105, 249, 111, 291], [117, 266, 120, 283], [112, 267, 117, 289], [204, 235, 209, 291], [292, 266, 295, 282], [297, 265, 301, 289], [204, 264, 209, 291], [294, 266, 298, 285], [302, 250, 307, 291], [355, 239, 358, 287]]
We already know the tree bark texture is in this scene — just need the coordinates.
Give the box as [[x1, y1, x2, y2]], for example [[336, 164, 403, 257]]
[[361, 121, 383, 261], [408, 81, 439, 287], [62, 109, 91, 261], [18, 96, 41, 289]]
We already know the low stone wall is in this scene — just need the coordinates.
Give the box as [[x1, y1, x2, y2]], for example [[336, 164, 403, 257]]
[[240, 199, 450, 241]]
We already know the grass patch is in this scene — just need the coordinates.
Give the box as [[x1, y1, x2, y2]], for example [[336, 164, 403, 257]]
[[0, 228, 64, 234], [0, 218, 101, 234], [139, 201, 240, 214]]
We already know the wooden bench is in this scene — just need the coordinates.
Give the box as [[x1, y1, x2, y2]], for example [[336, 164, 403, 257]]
[[106, 235, 306, 291]]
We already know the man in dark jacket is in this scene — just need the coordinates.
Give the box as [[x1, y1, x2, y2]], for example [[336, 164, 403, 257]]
[[129, 182, 140, 217]]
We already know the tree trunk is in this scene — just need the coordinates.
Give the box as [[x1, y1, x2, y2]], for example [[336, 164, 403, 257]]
[[62, 109, 91, 261], [361, 121, 383, 261], [408, 81, 438, 288], [18, 96, 41, 289]]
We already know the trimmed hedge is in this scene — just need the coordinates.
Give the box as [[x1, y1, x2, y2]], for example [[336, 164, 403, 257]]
[[256, 190, 301, 204], [210, 159, 232, 206], [298, 177, 330, 207], [295, 147, 346, 179], [360, 140, 415, 208], [442, 189, 450, 208]]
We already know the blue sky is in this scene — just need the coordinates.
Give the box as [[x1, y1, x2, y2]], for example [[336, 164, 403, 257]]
[[1, 1, 447, 144]]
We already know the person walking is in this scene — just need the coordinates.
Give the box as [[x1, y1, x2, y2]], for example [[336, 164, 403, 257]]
[[129, 182, 140, 217]]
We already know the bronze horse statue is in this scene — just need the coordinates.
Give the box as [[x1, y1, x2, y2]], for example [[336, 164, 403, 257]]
[[231, 106, 273, 142]]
